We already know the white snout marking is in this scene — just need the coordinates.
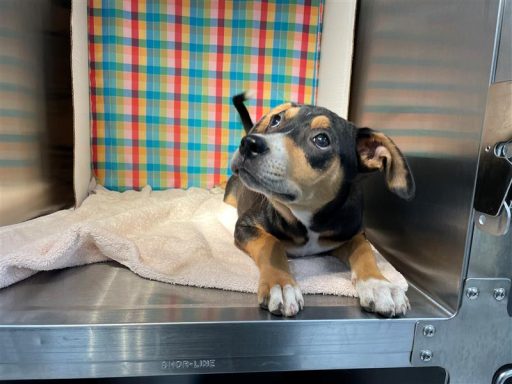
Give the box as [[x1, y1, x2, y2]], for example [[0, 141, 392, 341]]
[[254, 132, 288, 165]]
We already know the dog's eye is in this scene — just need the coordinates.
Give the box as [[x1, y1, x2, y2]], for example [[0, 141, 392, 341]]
[[270, 114, 281, 128], [312, 133, 330, 148]]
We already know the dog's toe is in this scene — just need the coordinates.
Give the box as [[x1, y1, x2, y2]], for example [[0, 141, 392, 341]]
[[391, 286, 410, 316], [262, 284, 303, 317], [356, 278, 409, 317], [268, 285, 284, 314]]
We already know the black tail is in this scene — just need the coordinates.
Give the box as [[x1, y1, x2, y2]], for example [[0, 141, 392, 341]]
[[232, 92, 253, 133]]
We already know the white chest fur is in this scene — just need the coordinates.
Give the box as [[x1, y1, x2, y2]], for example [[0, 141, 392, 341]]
[[284, 208, 340, 257]]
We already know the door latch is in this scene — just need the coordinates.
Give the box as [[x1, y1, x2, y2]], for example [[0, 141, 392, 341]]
[[474, 82, 512, 236]]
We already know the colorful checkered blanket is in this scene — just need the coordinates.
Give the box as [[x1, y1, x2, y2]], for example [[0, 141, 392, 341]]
[[88, 0, 324, 190]]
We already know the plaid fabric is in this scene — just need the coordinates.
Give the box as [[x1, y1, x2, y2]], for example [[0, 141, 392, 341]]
[[88, 0, 324, 190]]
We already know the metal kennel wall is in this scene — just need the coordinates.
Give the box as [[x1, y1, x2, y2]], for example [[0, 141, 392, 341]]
[[349, 0, 512, 381], [350, 0, 509, 313], [0, 0, 75, 226], [0, 1, 510, 384]]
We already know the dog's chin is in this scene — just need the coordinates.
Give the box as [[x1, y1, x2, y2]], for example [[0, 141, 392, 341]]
[[238, 169, 298, 202]]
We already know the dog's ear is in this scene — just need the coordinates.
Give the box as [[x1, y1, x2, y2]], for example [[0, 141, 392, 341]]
[[356, 127, 415, 200]]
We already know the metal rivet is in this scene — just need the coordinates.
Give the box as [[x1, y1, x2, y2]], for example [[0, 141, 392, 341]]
[[478, 215, 486, 225], [420, 349, 433, 362], [493, 288, 506, 301], [423, 324, 436, 337], [485, 145, 491, 152], [466, 287, 479, 300]]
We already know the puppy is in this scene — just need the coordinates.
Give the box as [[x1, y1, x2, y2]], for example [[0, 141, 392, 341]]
[[225, 92, 415, 317]]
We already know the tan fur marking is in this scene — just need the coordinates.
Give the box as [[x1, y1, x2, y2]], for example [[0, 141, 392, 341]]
[[254, 103, 293, 133], [223, 193, 237, 208], [361, 155, 384, 170], [375, 133, 408, 191], [243, 229, 289, 270], [270, 102, 293, 116], [332, 233, 387, 282], [359, 132, 408, 192], [319, 231, 347, 247], [284, 136, 320, 184], [389, 172, 408, 190], [270, 199, 298, 224], [254, 116, 271, 133], [270, 200, 306, 245], [316, 236, 345, 251], [311, 115, 330, 129], [284, 137, 343, 210], [285, 107, 300, 119], [241, 229, 296, 303]]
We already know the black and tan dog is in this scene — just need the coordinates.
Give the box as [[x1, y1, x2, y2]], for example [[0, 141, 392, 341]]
[[224, 92, 415, 317]]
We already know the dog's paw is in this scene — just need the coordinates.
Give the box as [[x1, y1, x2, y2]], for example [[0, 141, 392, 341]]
[[259, 283, 304, 317], [355, 278, 410, 317]]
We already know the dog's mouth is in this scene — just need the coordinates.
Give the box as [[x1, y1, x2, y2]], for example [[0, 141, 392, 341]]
[[238, 168, 296, 202]]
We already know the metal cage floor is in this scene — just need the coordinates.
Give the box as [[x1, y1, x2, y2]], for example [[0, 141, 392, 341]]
[[0, 261, 448, 325]]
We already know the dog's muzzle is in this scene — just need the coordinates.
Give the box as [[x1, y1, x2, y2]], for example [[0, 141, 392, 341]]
[[232, 134, 268, 175], [239, 134, 268, 158], [231, 133, 299, 202]]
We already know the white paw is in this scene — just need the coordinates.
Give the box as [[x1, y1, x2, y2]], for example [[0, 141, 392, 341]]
[[261, 284, 304, 317], [355, 278, 410, 317]]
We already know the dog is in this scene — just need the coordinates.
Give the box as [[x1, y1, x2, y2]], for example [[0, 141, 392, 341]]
[[224, 92, 415, 317]]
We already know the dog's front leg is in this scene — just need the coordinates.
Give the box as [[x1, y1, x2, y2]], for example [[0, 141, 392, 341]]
[[333, 233, 410, 317], [235, 223, 303, 316]]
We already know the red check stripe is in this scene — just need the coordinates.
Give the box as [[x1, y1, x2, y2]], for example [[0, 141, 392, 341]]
[[131, 0, 140, 188], [213, 1, 226, 186], [256, 1, 268, 118], [173, 2, 182, 188], [88, 10, 98, 167], [298, 1, 312, 104]]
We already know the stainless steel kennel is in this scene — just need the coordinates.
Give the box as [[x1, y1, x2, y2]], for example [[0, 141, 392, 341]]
[[0, 0, 511, 383]]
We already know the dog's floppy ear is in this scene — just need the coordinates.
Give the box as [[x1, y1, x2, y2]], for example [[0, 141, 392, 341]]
[[356, 127, 415, 200]]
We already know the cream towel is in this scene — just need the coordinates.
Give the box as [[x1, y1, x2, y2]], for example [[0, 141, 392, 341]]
[[0, 186, 408, 295]]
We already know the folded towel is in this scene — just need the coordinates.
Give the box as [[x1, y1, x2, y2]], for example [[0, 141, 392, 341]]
[[0, 186, 408, 295]]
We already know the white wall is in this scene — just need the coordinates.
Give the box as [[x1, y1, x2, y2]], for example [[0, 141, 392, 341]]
[[71, 0, 91, 206], [317, 0, 357, 118]]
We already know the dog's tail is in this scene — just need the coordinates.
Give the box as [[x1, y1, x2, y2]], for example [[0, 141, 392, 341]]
[[232, 91, 254, 133]]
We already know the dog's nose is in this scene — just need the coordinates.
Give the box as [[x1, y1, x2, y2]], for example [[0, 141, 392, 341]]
[[239, 135, 269, 158]]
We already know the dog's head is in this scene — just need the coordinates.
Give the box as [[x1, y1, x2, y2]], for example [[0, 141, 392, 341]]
[[231, 103, 415, 210]]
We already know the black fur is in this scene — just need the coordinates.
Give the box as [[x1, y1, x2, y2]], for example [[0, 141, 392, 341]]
[[227, 93, 414, 250], [232, 92, 254, 133]]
